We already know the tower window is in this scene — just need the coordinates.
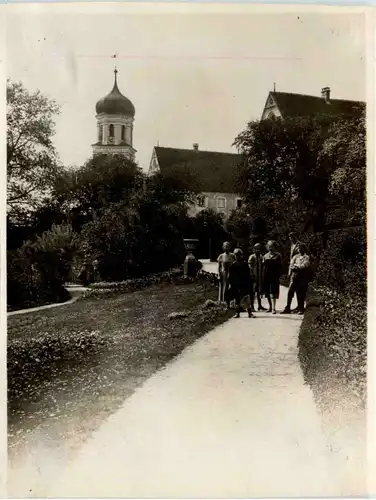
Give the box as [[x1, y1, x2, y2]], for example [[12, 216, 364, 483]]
[[99, 126, 103, 142], [121, 125, 126, 142], [109, 124, 114, 137]]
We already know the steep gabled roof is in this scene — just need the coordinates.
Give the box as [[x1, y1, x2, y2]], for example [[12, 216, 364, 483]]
[[269, 91, 365, 119], [153, 147, 242, 193]]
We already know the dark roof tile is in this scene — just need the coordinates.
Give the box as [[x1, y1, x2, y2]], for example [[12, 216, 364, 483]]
[[270, 91, 365, 118], [154, 147, 242, 193]]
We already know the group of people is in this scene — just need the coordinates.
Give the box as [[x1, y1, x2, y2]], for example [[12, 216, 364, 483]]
[[217, 233, 311, 318]]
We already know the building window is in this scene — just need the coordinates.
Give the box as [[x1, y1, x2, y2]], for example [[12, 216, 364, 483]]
[[98, 126, 103, 142], [217, 197, 226, 209], [197, 195, 208, 208], [121, 125, 126, 142], [109, 124, 114, 137], [236, 198, 243, 209]]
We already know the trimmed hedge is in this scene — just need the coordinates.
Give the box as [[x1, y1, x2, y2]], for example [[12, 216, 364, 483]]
[[299, 224, 366, 407], [79, 268, 184, 300]]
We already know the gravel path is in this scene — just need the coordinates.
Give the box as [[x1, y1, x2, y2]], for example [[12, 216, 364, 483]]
[[36, 288, 347, 498]]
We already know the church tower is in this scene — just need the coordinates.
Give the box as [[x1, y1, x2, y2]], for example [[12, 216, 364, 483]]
[[92, 69, 136, 160]]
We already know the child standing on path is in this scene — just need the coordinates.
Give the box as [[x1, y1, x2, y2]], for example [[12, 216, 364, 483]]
[[248, 243, 267, 312], [217, 241, 235, 307], [262, 240, 283, 314], [228, 248, 255, 318]]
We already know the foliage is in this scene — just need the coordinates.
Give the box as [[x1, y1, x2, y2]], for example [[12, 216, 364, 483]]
[[79, 188, 187, 281], [234, 109, 367, 405], [314, 226, 366, 296], [189, 209, 229, 259], [54, 155, 144, 228], [233, 111, 365, 235], [321, 110, 366, 200], [7, 224, 77, 311], [147, 163, 200, 205], [7, 80, 62, 220], [233, 114, 336, 205], [7, 247, 71, 311], [8, 280, 233, 447]]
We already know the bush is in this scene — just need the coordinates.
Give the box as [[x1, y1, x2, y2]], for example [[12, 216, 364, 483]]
[[7, 247, 71, 311], [299, 224, 367, 408], [314, 226, 366, 295], [7, 223, 77, 311], [299, 287, 366, 405]]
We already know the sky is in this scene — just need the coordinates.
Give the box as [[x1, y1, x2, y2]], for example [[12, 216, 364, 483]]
[[6, 4, 366, 171]]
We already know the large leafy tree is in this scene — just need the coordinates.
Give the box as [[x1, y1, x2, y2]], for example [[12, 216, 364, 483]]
[[54, 154, 145, 229], [7, 80, 62, 221], [233, 113, 359, 234], [233, 114, 336, 206], [320, 108, 366, 200]]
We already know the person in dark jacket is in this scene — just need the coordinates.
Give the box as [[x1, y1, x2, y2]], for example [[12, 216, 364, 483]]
[[248, 243, 267, 311], [228, 248, 255, 318]]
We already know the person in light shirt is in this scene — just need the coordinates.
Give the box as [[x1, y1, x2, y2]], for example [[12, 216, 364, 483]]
[[262, 240, 283, 314], [217, 241, 235, 307], [282, 242, 311, 315]]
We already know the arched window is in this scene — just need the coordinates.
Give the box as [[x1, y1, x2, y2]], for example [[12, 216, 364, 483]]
[[98, 126, 103, 142], [121, 125, 126, 142], [109, 124, 114, 137]]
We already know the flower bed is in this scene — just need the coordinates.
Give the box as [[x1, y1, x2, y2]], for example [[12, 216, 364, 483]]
[[80, 268, 184, 299]]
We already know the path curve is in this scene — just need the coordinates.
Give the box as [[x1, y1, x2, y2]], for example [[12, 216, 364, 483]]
[[7, 286, 88, 317]]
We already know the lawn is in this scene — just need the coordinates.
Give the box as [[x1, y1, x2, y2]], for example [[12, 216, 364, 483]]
[[8, 278, 232, 461]]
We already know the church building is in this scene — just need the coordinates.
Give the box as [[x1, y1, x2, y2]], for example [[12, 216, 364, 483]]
[[92, 69, 136, 160]]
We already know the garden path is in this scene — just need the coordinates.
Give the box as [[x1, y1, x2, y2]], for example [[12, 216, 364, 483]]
[[39, 280, 352, 498], [7, 286, 88, 317]]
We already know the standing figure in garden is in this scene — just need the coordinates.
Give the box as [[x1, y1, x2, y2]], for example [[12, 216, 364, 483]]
[[228, 248, 255, 318], [248, 243, 267, 311], [262, 240, 283, 314], [284, 231, 302, 313], [217, 241, 235, 307], [282, 242, 311, 315]]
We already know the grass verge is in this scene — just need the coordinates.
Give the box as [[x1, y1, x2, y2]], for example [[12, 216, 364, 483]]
[[8, 277, 232, 458]]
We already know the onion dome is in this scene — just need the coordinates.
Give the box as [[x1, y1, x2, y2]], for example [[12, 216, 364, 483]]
[[95, 69, 135, 117]]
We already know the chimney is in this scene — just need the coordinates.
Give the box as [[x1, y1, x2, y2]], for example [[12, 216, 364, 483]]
[[321, 87, 331, 103], [193, 143, 199, 151]]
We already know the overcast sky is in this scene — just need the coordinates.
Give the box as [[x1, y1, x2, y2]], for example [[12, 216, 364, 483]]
[[7, 4, 366, 171]]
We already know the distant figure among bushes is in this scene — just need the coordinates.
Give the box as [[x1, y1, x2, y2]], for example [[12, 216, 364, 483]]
[[217, 241, 235, 307]]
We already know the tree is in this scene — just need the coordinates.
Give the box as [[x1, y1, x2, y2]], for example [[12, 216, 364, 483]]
[[7, 80, 62, 220], [233, 114, 337, 206], [54, 154, 145, 229], [320, 109, 366, 201], [233, 114, 352, 234]]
